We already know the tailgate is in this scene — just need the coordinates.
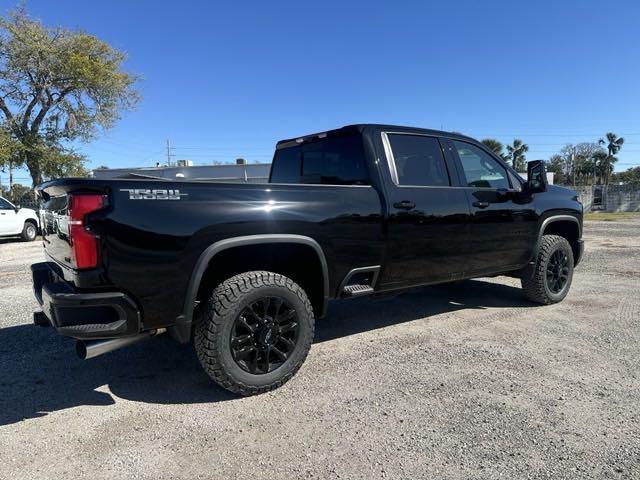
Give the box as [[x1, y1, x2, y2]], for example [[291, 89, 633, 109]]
[[40, 193, 73, 268]]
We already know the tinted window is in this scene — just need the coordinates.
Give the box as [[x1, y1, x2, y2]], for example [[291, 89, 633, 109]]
[[270, 134, 369, 185], [0, 197, 13, 209], [301, 135, 368, 185], [270, 146, 301, 183], [387, 134, 450, 186], [508, 170, 523, 191], [453, 140, 509, 189]]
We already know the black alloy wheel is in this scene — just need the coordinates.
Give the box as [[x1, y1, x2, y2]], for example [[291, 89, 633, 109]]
[[546, 249, 570, 294], [230, 296, 300, 375]]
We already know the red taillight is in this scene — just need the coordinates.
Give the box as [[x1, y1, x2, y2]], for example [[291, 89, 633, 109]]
[[68, 193, 107, 269]]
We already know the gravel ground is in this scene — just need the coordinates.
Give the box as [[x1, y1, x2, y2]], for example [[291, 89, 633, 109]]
[[0, 220, 639, 480]]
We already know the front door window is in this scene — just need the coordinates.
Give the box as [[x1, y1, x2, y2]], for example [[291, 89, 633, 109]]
[[453, 140, 509, 189]]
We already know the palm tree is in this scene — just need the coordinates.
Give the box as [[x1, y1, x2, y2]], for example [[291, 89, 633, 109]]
[[506, 139, 529, 172], [598, 132, 624, 185], [592, 150, 608, 185], [547, 154, 567, 184], [481, 138, 505, 158]]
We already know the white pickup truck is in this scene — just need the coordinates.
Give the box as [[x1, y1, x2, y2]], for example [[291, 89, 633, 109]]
[[0, 196, 39, 241]]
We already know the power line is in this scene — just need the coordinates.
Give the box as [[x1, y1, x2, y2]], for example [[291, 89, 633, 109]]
[[63, 133, 640, 172], [78, 144, 164, 160], [504, 142, 640, 146], [527, 150, 640, 153], [469, 132, 640, 137], [95, 137, 166, 151], [167, 153, 272, 158], [171, 147, 274, 152], [91, 140, 163, 154]]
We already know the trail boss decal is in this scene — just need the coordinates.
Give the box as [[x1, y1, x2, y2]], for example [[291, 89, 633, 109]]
[[120, 189, 188, 200]]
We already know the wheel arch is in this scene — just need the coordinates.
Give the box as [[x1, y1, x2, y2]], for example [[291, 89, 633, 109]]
[[173, 235, 329, 343], [538, 215, 582, 264]]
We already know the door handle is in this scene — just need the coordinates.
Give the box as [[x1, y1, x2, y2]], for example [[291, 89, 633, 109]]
[[472, 201, 490, 209], [393, 200, 416, 210]]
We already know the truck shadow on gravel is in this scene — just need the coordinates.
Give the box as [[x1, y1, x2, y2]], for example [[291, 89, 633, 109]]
[[0, 279, 534, 426]]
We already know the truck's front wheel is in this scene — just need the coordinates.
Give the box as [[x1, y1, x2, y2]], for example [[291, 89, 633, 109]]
[[521, 234, 574, 304], [195, 271, 315, 396]]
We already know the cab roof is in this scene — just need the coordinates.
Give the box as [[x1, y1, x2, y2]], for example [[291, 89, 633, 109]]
[[275, 124, 481, 149]]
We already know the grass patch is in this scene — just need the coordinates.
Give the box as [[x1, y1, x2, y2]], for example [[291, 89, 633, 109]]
[[585, 212, 640, 222]]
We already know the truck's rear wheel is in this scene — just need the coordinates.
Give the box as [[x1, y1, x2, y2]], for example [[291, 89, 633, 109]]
[[194, 271, 315, 396], [521, 234, 574, 304], [21, 221, 37, 242]]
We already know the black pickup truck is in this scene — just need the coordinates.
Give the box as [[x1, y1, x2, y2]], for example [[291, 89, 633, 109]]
[[32, 124, 584, 395]]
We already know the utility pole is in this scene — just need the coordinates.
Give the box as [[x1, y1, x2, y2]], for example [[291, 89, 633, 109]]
[[166, 139, 173, 166]]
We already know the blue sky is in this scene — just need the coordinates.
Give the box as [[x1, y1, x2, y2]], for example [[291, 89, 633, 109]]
[[3, 0, 640, 185]]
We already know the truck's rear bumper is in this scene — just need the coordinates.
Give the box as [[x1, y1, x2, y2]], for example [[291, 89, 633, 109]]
[[31, 262, 141, 340]]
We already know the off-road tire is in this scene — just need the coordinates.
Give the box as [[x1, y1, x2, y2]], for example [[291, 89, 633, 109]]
[[194, 271, 315, 396], [21, 221, 37, 242], [521, 234, 574, 305]]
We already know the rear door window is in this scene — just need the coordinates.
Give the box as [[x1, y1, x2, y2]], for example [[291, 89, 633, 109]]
[[386, 134, 450, 186]]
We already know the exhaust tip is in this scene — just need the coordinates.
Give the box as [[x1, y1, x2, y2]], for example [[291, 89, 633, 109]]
[[75, 340, 88, 360], [74, 330, 165, 360]]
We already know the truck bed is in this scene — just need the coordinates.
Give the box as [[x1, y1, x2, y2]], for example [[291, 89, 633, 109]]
[[37, 177, 384, 329]]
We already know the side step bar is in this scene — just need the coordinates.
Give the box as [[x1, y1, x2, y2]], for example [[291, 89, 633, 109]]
[[342, 284, 375, 297], [339, 265, 380, 298]]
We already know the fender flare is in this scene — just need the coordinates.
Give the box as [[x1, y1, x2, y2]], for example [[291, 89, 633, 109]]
[[172, 234, 329, 343], [525, 214, 582, 275], [538, 215, 581, 244]]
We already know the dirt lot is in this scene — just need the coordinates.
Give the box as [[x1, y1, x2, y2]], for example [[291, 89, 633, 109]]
[[0, 219, 639, 479]]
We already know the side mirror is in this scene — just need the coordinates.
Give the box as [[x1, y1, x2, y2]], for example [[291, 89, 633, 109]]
[[525, 160, 547, 193]]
